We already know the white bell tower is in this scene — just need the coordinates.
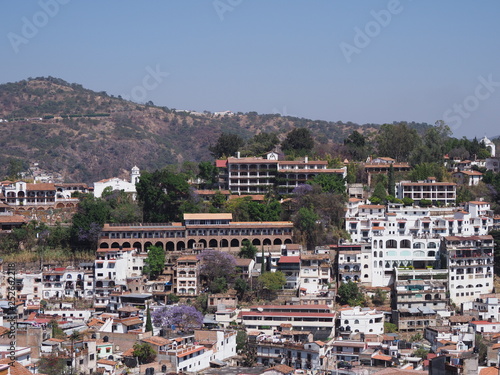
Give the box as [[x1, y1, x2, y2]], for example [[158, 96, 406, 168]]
[[131, 166, 140, 184]]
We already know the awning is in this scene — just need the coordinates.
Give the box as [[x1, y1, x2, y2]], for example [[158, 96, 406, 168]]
[[210, 359, 227, 367]]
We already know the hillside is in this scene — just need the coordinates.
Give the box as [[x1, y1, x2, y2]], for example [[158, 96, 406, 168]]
[[0, 77, 423, 183]]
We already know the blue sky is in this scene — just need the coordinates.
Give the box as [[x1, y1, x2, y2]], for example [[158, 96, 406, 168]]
[[2, 0, 500, 138]]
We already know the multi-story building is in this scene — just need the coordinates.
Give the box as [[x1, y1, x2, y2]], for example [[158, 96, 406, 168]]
[[239, 304, 336, 339], [299, 254, 331, 294], [98, 213, 293, 252], [218, 152, 346, 195], [1, 181, 79, 209], [94, 247, 143, 311], [396, 178, 457, 206], [42, 268, 87, 300], [276, 158, 346, 195], [463, 293, 500, 322], [277, 256, 300, 290], [175, 255, 200, 296], [392, 268, 450, 332], [255, 333, 331, 370], [338, 306, 384, 338], [337, 243, 372, 284], [441, 235, 494, 305]]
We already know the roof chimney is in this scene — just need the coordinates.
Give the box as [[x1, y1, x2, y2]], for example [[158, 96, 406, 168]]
[[305, 156, 308, 163], [236, 151, 240, 159]]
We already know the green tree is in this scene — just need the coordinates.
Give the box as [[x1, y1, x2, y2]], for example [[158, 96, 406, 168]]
[[145, 304, 153, 332], [376, 122, 421, 161], [475, 333, 488, 365], [258, 271, 286, 291], [408, 162, 448, 182], [234, 278, 249, 300], [136, 168, 191, 222], [209, 276, 228, 293], [209, 133, 245, 158], [37, 353, 68, 375], [371, 289, 387, 306], [132, 342, 157, 364], [337, 281, 365, 306], [384, 322, 398, 333], [6, 158, 26, 180], [246, 132, 279, 156], [371, 182, 387, 202], [50, 319, 66, 339], [413, 347, 429, 360], [281, 128, 314, 157], [293, 207, 321, 249], [344, 131, 371, 161], [236, 330, 248, 352], [388, 164, 395, 197], [309, 174, 346, 195], [239, 239, 258, 259], [144, 245, 165, 279], [198, 161, 218, 188], [70, 194, 110, 249]]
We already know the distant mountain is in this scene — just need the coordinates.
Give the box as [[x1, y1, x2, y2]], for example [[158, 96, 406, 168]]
[[0, 77, 432, 183]]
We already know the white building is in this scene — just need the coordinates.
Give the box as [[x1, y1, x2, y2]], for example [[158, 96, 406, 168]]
[[481, 136, 496, 157], [463, 293, 500, 322], [442, 235, 494, 305], [452, 170, 483, 186], [338, 306, 384, 338], [42, 268, 88, 299], [299, 254, 331, 294], [93, 166, 140, 198], [94, 247, 144, 311], [396, 178, 457, 206]]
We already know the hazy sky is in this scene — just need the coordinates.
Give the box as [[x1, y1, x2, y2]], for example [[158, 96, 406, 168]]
[[2, 1, 500, 138]]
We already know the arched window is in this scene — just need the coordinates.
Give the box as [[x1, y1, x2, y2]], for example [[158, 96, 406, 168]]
[[354, 320, 359, 324], [400, 240, 411, 248], [364, 264, 368, 268], [374, 252, 377, 257], [344, 320, 349, 325], [427, 242, 437, 249], [379, 251, 383, 257], [386, 240, 397, 249]]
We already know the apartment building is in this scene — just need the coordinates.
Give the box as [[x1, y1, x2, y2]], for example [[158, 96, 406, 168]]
[[94, 247, 143, 311], [98, 213, 293, 252], [175, 255, 200, 296], [42, 268, 88, 300], [392, 268, 449, 332], [239, 304, 336, 339], [219, 152, 346, 195], [255, 333, 331, 370], [338, 306, 384, 338], [441, 235, 494, 305], [396, 178, 457, 206], [299, 254, 331, 294], [463, 293, 500, 322]]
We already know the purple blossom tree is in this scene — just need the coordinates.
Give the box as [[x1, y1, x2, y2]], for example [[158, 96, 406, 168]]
[[151, 305, 203, 331], [197, 249, 236, 282], [292, 183, 313, 196]]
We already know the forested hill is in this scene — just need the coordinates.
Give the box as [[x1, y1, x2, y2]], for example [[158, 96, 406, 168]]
[[0, 77, 431, 183]]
